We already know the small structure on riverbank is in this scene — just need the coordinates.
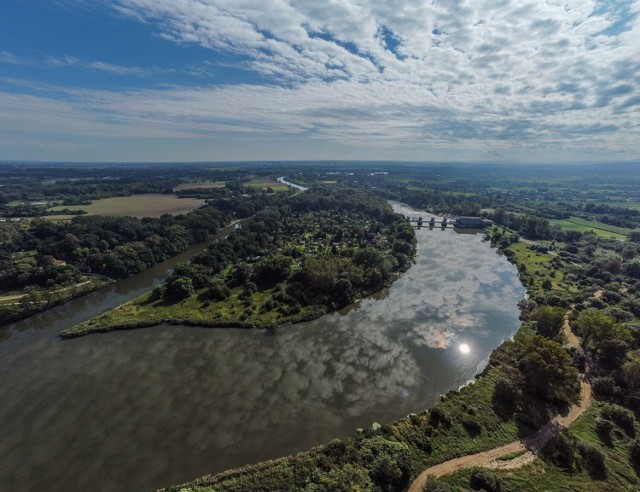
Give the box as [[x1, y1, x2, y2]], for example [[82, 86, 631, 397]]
[[454, 216, 493, 228]]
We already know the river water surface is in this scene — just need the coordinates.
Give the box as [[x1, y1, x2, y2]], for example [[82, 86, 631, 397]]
[[0, 204, 524, 492]]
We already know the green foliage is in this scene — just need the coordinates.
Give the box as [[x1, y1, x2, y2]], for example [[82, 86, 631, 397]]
[[252, 254, 292, 287], [511, 333, 579, 403], [207, 278, 230, 301], [303, 464, 373, 492], [576, 441, 607, 479], [630, 438, 640, 470], [166, 276, 195, 300], [601, 405, 636, 437], [423, 476, 452, 492], [533, 305, 565, 338], [469, 468, 502, 492], [573, 310, 632, 356], [492, 378, 520, 420], [543, 431, 576, 472]]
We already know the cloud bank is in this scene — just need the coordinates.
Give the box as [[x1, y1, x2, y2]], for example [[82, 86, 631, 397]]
[[1, 0, 639, 161]]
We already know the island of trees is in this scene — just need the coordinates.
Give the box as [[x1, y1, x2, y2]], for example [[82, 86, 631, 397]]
[[61, 187, 417, 337]]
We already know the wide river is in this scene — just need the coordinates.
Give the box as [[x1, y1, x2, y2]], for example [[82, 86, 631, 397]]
[[0, 204, 524, 492]]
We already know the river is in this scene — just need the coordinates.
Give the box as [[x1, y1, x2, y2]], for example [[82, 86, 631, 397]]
[[0, 203, 524, 492]]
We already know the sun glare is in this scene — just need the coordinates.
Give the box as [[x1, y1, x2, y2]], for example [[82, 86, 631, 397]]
[[458, 343, 471, 355]]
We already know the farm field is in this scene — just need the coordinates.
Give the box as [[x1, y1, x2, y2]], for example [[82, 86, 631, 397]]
[[48, 194, 204, 218], [608, 201, 640, 211], [172, 181, 225, 191], [549, 216, 635, 238], [246, 177, 289, 191]]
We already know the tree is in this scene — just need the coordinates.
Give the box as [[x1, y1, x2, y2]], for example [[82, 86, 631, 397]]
[[624, 260, 640, 279], [207, 278, 230, 301], [623, 351, 640, 390], [469, 468, 502, 492], [252, 255, 292, 287], [573, 309, 632, 355], [166, 276, 194, 300], [534, 306, 565, 338], [512, 333, 579, 403]]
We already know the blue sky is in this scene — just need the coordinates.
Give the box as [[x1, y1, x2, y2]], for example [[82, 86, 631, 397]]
[[1, 0, 639, 163]]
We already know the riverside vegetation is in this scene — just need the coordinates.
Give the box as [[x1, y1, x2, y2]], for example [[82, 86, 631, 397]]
[[3, 162, 640, 491], [0, 183, 290, 325], [156, 167, 640, 492], [61, 187, 417, 337]]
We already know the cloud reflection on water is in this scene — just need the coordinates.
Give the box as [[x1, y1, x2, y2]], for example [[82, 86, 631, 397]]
[[0, 204, 525, 492]]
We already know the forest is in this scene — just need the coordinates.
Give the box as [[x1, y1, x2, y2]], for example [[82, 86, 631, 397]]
[[0, 184, 288, 325], [62, 186, 417, 337]]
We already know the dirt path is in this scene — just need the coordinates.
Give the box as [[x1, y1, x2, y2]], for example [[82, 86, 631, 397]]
[[0, 280, 92, 303], [408, 315, 591, 492]]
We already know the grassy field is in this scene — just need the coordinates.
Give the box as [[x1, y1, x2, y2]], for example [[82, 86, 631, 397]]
[[246, 177, 289, 191], [504, 241, 567, 293], [49, 194, 204, 218], [172, 181, 225, 191], [550, 216, 634, 238], [61, 285, 323, 337], [608, 201, 640, 211]]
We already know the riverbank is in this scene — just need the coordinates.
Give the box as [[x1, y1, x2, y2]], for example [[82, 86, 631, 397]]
[[163, 229, 591, 492], [0, 277, 109, 327], [60, 272, 406, 339], [60, 300, 328, 338], [0, 201, 525, 492]]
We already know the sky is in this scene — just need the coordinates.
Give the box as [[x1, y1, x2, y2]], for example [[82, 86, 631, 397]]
[[0, 0, 639, 163]]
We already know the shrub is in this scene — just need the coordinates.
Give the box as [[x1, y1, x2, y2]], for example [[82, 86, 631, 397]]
[[577, 441, 607, 479], [469, 468, 502, 492], [595, 418, 614, 446], [601, 404, 636, 437], [462, 418, 482, 437], [592, 377, 619, 400], [423, 476, 452, 492], [207, 278, 231, 301], [630, 438, 640, 470], [492, 378, 520, 419], [543, 432, 575, 472], [428, 407, 451, 429]]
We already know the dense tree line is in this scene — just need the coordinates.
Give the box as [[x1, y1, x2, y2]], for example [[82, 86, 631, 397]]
[[1, 190, 288, 289], [156, 187, 416, 316]]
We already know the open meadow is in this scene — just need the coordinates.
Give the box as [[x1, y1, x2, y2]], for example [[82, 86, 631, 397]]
[[172, 181, 225, 191], [49, 194, 204, 218], [246, 177, 289, 191], [550, 216, 636, 238]]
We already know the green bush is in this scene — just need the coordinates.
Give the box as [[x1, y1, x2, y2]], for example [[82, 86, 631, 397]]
[[601, 404, 636, 437], [576, 441, 607, 479], [469, 468, 502, 492]]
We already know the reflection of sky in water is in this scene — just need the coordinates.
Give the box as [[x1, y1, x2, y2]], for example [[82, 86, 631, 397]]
[[0, 203, 524, 492]]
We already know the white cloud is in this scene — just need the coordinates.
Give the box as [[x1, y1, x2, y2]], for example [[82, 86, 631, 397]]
[[1, 0, 639, 160]]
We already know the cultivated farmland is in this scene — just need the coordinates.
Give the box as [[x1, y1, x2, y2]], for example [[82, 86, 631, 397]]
[[49, 194, 204, 218]]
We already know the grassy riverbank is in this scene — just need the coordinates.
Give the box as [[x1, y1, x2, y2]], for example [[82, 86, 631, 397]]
[[163, 214, 640, 492], [60, 286, 328, 338], [432, 403, 640, 491]]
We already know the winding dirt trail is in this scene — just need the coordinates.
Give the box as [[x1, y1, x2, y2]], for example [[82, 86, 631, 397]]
[[408, 313, 592, 492]]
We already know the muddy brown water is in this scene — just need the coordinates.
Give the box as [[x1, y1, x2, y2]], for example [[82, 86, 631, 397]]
[[0, 204, 524, 491]]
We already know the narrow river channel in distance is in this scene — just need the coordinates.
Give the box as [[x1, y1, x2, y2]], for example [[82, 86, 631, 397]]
[[0, 203, 525, 492]]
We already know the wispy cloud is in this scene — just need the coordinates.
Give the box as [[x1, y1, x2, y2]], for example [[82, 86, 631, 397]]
[[1, 0, 639, 161], [0, 50, 163, 76]]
